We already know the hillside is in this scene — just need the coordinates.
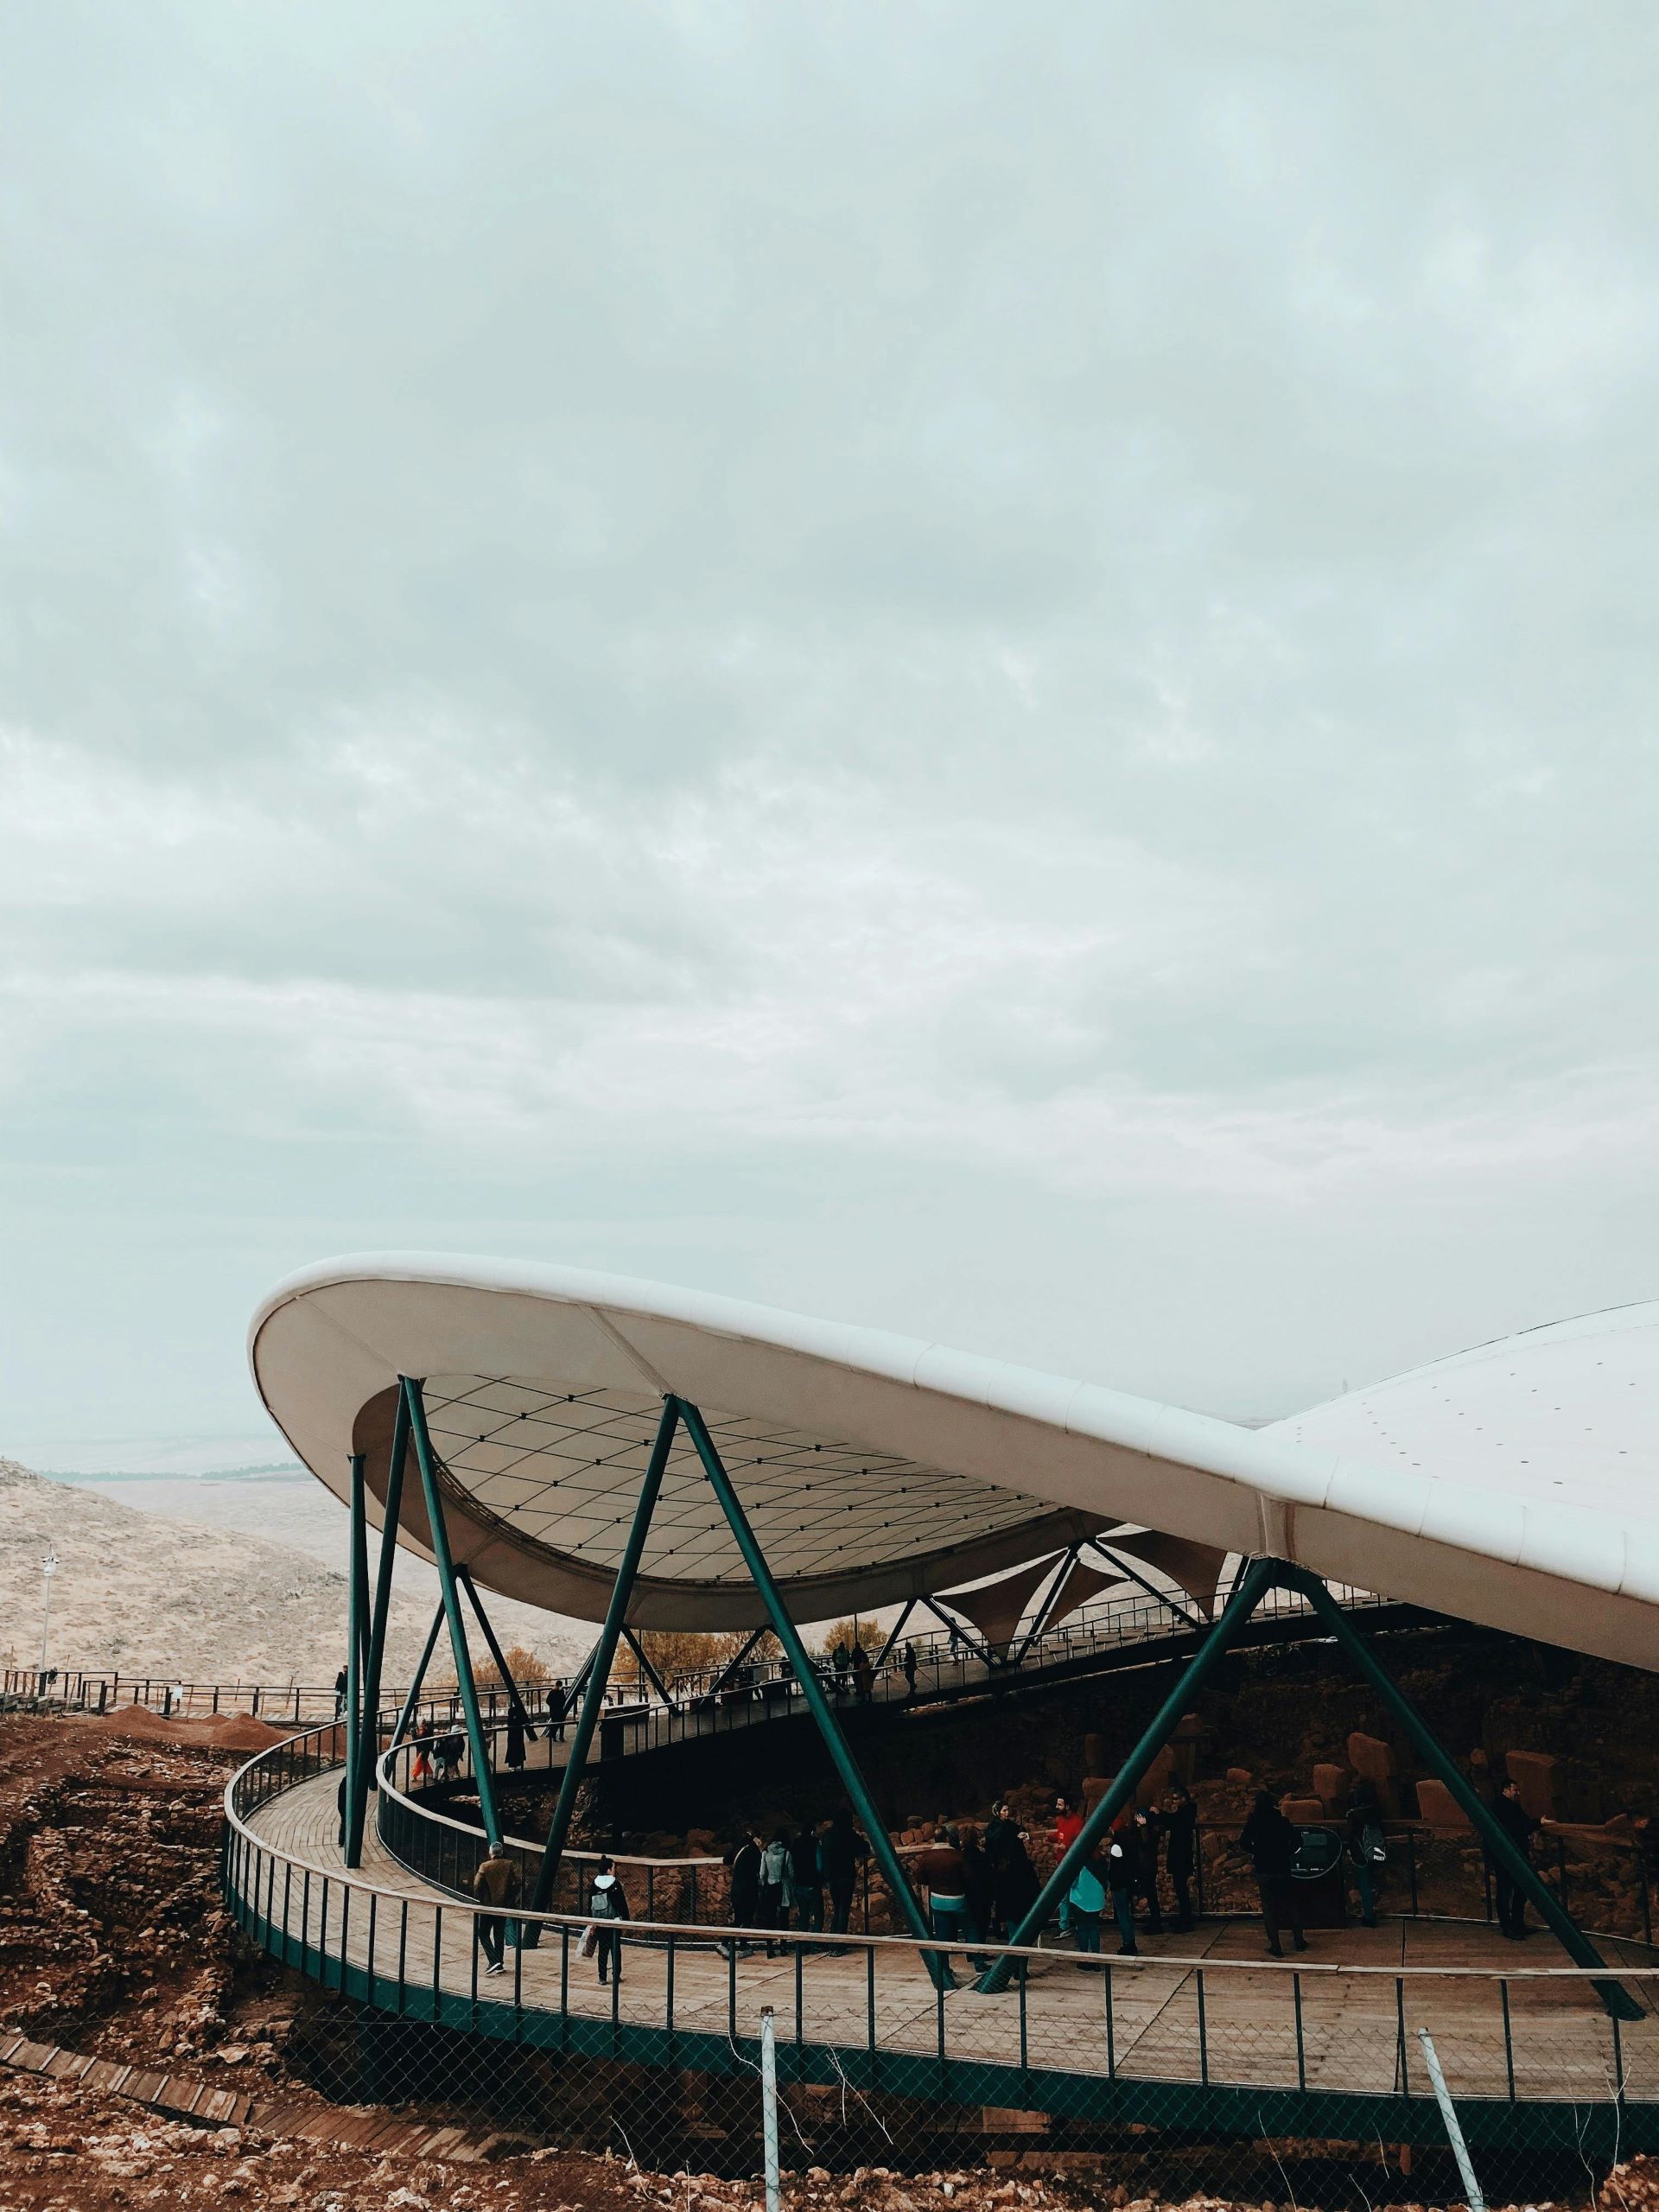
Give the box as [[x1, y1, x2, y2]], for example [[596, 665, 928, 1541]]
[[0, 1457, 586, 1688]]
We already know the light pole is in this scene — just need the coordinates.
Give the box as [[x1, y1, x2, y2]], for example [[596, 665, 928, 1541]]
[[39, 1549, 59, 1679]]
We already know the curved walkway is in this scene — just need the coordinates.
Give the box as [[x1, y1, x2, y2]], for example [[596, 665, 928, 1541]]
[[226, 1735, 1659, 2152]]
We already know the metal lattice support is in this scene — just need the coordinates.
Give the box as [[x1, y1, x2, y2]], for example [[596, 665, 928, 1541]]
[[346, 1388, 411, 1863], [675, 1395, 949, 1986], [530, 1395, 683, 1914], [403, 1374, 502, 1850]]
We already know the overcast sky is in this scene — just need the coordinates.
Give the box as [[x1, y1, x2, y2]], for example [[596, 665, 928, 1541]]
[[3, 3, 1657, 1455]]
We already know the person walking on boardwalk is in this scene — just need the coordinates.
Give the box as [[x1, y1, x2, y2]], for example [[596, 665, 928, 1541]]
[[334, 1666, 347, 1717], [789, 1826, 824, 1933], [831, 1642, 851, 1699], [546, 1680, 565, 1741], [760, 1830, 793, 1955], [1345, 1777, 1384, 1928], [1162, 1779, 1198, 1932], [1241, 1790, 1307, 1958], [985, 1805, 1039, 1941], [1489, 1777, 1540, 1939], [958, 1821, 995, 1947], [851, 1639, 874, 1705], [505, 1701, 526, 1772], [588, 1856, 630, 1986], [474, 1841, 520, 1976], [902, 1643, 918, 1701], [1130, 1805, 1165, 1935], [1104, 1821, 1138, 1955], [1066, 1847, 1109, 1954], [915, 1825, 969, 1942], [1052, 1794, 1084, 1935], [820, 1810, 868, 1935], [725, 1829, 763, 1955]]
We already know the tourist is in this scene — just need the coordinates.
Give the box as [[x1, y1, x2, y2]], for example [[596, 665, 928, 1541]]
[[831, 1642, 851, 1698], [760, 1831, 793, 1955], [1489, 1777, 1540, 1940], [411, 1734, 433, 1786], [1052, 1794, 1084, 1934], [1345, 1777, 1384, 1928], [1104, 1820, 1138, 1955], [334, 1665, 347, 1717], [546, 1680, 566, 1741], [1162, 1780, 1198, 1932], [725, 1829, 763, 1954], [1130, 1805, 1165, 1934], [821, 1810, 868, 1934], [1241, 1790, 1307, 1958], [474, 1841, 520, 1976], [985, 1805, 1039, 1942], [902, 1644, 918, 1701], [789, 1826, 824, 1934], [505, 1702, 526, 1772], [1066, 1847, 1109, 1954], [958, 1821, 995, 1945], [851, 1640, 874, 1705], [916, 1825, 970, 1942], [588, 1856, 630, 1986]]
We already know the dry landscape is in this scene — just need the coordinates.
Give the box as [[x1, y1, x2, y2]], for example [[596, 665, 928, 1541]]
[[0, 1459, 586, 1688]]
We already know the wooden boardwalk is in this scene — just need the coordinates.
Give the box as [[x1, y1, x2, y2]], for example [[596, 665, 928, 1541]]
[[242, 1770, 1659, 2113]]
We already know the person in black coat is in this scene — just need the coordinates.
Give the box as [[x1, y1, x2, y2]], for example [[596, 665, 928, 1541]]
[[724, 1830, 763, 1955], [984, 1806, 1039, 1942], [1162, 1780, 1198, 1932], [1129, 1807, 1164, 1934], [1240, 1790, 1308, 1958], [1487, 1778, 1541, 1939], [819, 1810, 869, 1934], [505, 1703, 526, 1771]]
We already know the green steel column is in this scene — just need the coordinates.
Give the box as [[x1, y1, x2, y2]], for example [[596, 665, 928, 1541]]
[[1286, 1567, 1640, 2022], [402, 1375, 502, 1850], [346, 1391, 410, 1865], [677, 1396, 946, 1980], [459, 1566, 537, 1735], [530, 1395, 680, 1914], [977, 1555, 1280, 1993], [390, 1601, 447, 1749], [342, 1454, 367, 1851]]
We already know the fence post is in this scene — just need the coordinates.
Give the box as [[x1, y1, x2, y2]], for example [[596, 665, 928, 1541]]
[[760, 2005, 781, 2212], [1418, 2028, 1484, 2211]]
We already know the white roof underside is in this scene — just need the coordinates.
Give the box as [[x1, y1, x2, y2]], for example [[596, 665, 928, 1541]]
[[249, 1256, 1659, 1668]]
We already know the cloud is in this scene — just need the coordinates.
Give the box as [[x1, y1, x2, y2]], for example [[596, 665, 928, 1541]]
[[1, 2, 1657, 1440]]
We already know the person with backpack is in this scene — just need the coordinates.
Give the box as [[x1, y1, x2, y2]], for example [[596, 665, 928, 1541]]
[[1241, 1791, 1308, 1958], [587, 1857, 630, 1986], [474, 1842, 520, 1975], [1162, 1780, 1198, 1933], [1345, 1777, 1385, 1928], [1065, 1845, 1109, 1953], [760, 1831, 793, 1955]]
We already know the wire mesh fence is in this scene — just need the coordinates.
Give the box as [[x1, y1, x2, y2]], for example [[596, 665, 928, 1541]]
[[225, 1725, 1659, 2208]]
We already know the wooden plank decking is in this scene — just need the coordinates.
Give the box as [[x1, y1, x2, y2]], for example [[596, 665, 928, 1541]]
[[242, 1770, 1659, 2111]]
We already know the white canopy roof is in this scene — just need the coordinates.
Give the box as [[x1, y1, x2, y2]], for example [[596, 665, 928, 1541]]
[[249, 1255, 1659, 1666]]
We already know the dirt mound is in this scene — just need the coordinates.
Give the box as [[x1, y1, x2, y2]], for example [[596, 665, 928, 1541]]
[[79, 1707, 284, 1753]]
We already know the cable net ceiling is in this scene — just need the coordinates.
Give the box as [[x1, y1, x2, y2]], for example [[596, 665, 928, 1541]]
[[419, 1373, 1049, 1585]]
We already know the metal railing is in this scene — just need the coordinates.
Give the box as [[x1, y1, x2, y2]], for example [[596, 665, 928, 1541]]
[[224, 1720, 1659, 2141]]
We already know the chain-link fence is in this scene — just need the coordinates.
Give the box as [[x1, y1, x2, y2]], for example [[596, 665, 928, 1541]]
[[226, 1724, 1659, 2208]]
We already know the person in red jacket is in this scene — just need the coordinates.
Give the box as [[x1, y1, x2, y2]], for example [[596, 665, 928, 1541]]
[[1052, 1794, 1084, 1935]]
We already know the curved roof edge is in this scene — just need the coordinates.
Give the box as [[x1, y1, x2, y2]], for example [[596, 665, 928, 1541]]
[[249, 1253, 1659, 1669]]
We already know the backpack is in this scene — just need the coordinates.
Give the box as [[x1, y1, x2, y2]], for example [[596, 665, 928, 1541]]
[[1067, 1864, 1106, 1915], [589, 1877, 621, 1919]]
